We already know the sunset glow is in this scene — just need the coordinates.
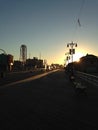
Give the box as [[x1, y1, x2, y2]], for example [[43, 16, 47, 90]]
[[0, 0, 98, 65], [73, 52, 84, 62]]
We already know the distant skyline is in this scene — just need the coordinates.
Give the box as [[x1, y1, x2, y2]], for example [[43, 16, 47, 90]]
[[0, 0, 98, 64]]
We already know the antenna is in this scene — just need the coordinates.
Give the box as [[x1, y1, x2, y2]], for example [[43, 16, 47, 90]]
[[39, 52, 41, 59]]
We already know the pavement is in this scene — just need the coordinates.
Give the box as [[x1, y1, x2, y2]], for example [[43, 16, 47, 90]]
[[0, 69, 98, 130]]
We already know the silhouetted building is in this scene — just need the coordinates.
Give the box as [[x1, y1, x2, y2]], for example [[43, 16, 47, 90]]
[[26, 57, 44, 70], [20, 44, 27, 65], [65, 54, 98, 74], [74, 54, 98, 73], [13, 60, 22, 71], [0, 53, 13, 72]]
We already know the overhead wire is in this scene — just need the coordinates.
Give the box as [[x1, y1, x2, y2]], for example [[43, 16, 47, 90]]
[[72, 0, 85, 41], [77, 0, 85, 27]]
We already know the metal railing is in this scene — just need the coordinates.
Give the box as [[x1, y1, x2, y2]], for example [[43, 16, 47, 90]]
[[75, 71, 98, 87]]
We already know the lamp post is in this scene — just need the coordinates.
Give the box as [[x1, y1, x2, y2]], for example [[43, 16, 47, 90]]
[[67, 41, 77, 63], [67, 41, 77, 78], [65, 52, 70, 65]]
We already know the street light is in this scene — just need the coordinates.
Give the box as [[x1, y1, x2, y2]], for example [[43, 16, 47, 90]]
[[67, 41, 77, 63], [65, 52, 70, 65], [66, 41, 77, 79]]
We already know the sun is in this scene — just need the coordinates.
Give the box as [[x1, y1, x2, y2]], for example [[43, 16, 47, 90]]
[[73, 52, 84, 62]]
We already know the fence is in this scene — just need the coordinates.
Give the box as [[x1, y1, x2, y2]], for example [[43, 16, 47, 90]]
[[75, 71, 98, 87]]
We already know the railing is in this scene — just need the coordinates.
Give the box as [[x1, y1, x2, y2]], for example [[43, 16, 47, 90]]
[[75, 71, 98, 87]]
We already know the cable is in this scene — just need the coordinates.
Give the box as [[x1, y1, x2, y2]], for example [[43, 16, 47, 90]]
[[77, 0, 85, 27]]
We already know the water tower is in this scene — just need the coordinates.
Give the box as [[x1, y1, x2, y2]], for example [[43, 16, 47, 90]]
[[20, 44, 27, 65]]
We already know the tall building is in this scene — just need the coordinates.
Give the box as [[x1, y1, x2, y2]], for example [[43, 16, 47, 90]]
[[20, 44, 27, 65]]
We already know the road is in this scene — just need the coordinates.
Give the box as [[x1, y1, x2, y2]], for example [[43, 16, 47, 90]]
[[0, 69, 98, 130], [0, 69, 46, 86]]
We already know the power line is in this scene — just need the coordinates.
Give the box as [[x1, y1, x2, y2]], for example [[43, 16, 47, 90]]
[[77, 0, 85, 27], [72, 0, 86, 41]]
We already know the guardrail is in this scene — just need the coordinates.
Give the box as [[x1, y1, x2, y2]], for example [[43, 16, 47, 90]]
[[75, 71, 98, 87]]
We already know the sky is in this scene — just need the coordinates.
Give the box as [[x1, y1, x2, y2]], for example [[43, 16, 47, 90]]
[[0, 0, 98, 65]]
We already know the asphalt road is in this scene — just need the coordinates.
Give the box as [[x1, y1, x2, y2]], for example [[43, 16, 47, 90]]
[[0, 70, 45, 86], [0, 69, 98, 130]]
